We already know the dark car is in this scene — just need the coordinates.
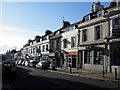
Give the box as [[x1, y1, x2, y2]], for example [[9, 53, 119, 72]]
[[32, 61, 38, 68], [36, 61, 50, 70], [2, 60, 16, 75]]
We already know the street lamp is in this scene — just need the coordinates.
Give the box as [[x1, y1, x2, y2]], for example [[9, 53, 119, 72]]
[[103, 37, 109, 78]]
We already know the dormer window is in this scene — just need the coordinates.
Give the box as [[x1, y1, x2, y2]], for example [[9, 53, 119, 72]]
[[85, 15, 90, 22], [56, 31, 60, 35], [69, 26, 76, 30], [97, 10, 104, 17], [30, 42, 33, 45]]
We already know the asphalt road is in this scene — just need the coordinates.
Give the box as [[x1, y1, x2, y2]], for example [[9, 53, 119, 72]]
[[2, 65, 119, 90]]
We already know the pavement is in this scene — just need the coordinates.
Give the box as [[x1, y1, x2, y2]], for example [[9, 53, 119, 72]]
[[49, 67, 120, 83]]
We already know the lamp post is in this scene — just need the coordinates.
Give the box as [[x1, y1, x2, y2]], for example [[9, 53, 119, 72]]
[[69, 61, 72, 73], [103, 38, 108, 77]]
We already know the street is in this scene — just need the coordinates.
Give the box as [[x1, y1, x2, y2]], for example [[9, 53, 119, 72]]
[[2, 65, 119, 90]]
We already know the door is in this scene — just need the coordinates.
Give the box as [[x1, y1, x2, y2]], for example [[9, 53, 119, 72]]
[[68, 55, 76, 68], [78, 51, 83, 69]]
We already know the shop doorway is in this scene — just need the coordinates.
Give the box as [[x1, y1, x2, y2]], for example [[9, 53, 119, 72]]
[[68, 55, 76, 68]]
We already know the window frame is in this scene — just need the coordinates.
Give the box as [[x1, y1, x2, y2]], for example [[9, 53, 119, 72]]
[[82, 29, 88, 42], [97, 10, 104, 17], [63, 38, 68, 49], [42, 45, 45, 52], [46, 44, 49, 51], [84, 50, 92, 64], [71, 36, 76, 48], [94, 25, 101, 40], [85, 15, 90, 22]]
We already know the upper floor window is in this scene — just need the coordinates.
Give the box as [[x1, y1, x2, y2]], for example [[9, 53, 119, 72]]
[[36, 47, 38, 53], [56, 39, 60, 49], [71, 37, 76, 48], [114, 17, 120, 25], [50, 41, 55, 52], [39, 46, 41, 53], [63, 39, 68, 48], [33, 48, 35, 54], [95, 26, 101, 40], [97, 10, 104, 17], [42, 45, 45, 52], [31, 48, 32, 54], [51, 41, 54, 49], [46, 44, 49, 51], [82, 29, 88, 42], [85, 15, 90, 22]]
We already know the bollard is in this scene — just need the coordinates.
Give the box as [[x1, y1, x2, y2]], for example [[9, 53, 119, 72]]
[[69, 63, 72, 73], [103, 68, 105, 78], [115, 68, 117, 80]]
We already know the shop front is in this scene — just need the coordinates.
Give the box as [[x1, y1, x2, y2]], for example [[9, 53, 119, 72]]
[[79, 44, 105, 72], [66, 52, 77, 68], [109, 39, 120, 77]]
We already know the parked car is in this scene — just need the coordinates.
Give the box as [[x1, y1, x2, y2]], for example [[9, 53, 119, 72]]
[[36, 61, 50, 70], [2, 60, 16, 75], [25, 61, 28, 67], [32, 61, 38, 68], [15, 60, 19, 65], [28, 60, 33, 67], [21, 60, 26, 66], [18, 60, 22, 65]]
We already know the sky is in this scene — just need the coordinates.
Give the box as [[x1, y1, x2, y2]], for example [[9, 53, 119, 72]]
[[0, 1, 112, 54]]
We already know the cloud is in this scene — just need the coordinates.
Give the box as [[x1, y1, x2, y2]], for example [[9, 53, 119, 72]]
[[0, 25, 39, 54]]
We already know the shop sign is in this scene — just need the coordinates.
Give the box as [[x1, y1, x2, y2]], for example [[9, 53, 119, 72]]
[[66, 52, 77, 55], [49, 53, 55, 57], [109, 38, 120, 43]]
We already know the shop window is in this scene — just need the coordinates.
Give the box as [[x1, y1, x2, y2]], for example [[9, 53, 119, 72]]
[[84, 50, 92, 64], [113, 47, 120, 65], [94, 50, 103, 64]]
